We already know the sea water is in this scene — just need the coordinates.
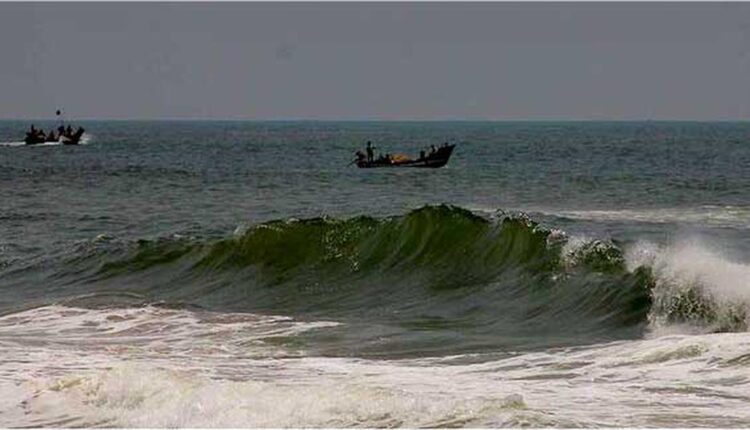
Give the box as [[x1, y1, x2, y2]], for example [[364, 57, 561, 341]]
[[1, 120, 750, 426]]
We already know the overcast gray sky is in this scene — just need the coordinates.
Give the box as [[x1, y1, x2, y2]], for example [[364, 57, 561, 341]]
[[2, 2, 750, 120]]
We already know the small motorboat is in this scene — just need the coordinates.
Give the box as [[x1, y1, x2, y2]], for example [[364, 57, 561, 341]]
[[356, 144, 456, 168]]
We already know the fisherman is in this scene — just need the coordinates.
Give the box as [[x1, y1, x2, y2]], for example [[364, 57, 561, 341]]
[[29, 124, 36, 135], [46, 130, 56, 141], [355, 150, 366, 163], [58, 125, 65, 136], [419, 150, 425, 160], [430, 145, 436, 155], [66, 125, 73, 137], [366, 141, 374, 163]]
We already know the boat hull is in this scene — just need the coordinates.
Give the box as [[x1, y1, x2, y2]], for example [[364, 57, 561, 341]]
[[356, 144, 455, 169], [24, 136, 53, 145], [24, 128, 85, 146]]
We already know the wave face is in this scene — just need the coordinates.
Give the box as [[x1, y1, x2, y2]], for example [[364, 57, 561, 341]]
[[2, 205, 664, 357], [4, 205, 750, 357]]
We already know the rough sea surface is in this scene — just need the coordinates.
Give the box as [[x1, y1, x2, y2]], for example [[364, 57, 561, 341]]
[[1, 120, 750, 427]]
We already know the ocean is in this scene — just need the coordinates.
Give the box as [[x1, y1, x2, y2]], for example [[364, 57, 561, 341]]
[[1, 120, 750, 426]]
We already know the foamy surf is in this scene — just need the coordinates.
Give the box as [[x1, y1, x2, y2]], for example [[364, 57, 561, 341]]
[[545, 206, 750, 229], [1, 305, 750, 427], [625, 238, 750, 333]]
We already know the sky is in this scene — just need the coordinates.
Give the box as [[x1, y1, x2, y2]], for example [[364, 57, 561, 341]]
[[1, 2, 750, 121]]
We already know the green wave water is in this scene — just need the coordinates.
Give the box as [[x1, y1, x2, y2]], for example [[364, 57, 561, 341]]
[[20, 205, 746, 356]]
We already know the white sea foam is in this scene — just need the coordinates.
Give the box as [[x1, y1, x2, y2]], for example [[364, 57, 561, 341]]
[[2, 305, 750, 427], [627, 239, 750, 303], [465, 204, 750, 230], [625, 238, 750, 333], [549, 206, 750, 229], [559, 234, 592, 267], [0, 140, 64, 147]]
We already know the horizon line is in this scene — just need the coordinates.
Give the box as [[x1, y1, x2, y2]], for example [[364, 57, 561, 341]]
[[2, 117, 750, 123]]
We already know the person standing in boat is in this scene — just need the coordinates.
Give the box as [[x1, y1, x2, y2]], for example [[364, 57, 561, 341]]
[[366, 141, 375, 163]]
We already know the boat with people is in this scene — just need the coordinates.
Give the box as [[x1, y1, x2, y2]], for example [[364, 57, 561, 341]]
[[24, 125, 85, 145], [353, 141, 456, 168], [23, 109, 86, 145]]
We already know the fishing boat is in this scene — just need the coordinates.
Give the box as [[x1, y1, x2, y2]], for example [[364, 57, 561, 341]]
[[24, 127, 85, 145], [356, 144, 456, 168], [23, 109, 86, 145]]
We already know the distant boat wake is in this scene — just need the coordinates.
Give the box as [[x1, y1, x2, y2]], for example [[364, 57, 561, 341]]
[[0, 134, 92, 147]]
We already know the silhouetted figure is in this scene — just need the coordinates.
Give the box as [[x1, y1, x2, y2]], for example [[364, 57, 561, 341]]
[[66, 125, 73, 137], [420, 150, 425, 160], [366, 141, 374, 163]]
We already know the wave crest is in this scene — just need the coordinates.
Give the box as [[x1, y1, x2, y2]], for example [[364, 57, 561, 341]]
[[626, 240, 750, 333], [11, 205, 750, 354]]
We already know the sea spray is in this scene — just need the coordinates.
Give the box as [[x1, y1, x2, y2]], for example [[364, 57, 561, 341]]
[[626, 239, 750, 333]]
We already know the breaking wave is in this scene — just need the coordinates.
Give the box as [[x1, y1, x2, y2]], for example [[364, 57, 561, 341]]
[[2, 205, 749, 356]]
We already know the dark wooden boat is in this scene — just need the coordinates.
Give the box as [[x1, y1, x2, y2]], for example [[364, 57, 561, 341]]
[[24, 134, 53, 145], [24, 127, 85, 145], [23, 109, 86, 145], [356, 144, 455, 168]]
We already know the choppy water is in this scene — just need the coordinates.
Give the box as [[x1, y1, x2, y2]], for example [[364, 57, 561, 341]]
[[1, 120, 750, 427]]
